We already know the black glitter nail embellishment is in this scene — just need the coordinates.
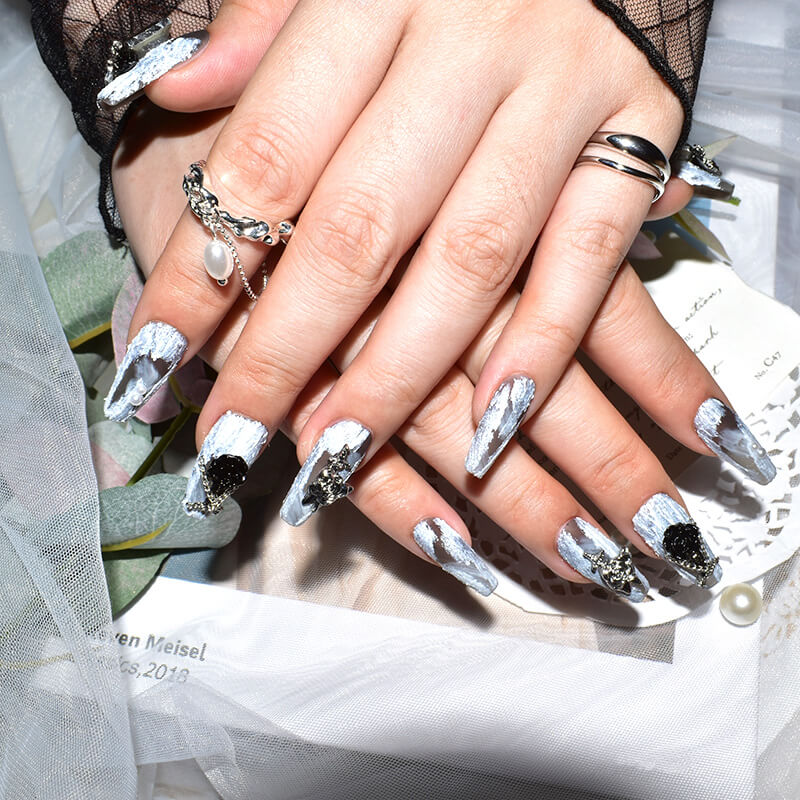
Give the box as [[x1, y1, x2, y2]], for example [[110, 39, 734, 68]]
[[662, 522, 720, 588], [184, 454, 249, 516]]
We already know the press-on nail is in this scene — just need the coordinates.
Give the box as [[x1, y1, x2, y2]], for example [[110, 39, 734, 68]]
[[557, 518, 649, 602], [97, 32, 209, 108], [465, 375, 535, 479], [633, 493, 722, 588], [280, 420, 371, 526], [413, 518, 497, 596], [104, 321, 187, 423], [694, 398, 776, 485], [183, 412, 269, 519]]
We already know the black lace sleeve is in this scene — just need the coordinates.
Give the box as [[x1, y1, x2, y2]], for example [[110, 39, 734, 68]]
[[593, 0, 714, 144], [29, 0, 712, 242], [29, 0, 221, 241]]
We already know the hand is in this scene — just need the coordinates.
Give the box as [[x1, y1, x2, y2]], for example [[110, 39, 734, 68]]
[[110, 0, 701, 506], [112, 103, 771, 601]]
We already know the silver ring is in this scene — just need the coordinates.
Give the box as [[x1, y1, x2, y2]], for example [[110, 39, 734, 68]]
[[575, 131, 669, 203], [182, 161, 294, 301]]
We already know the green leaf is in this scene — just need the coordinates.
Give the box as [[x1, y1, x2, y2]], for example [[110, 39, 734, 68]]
[[99, 473, 241, 550], [673, 208, 732, 264], [89, 421, 154, 489], [103, 550, 169, 618], [41, 232, 136, 347]]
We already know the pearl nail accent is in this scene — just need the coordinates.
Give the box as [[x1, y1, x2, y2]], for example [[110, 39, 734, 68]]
[[719, 583, 762, 626], [203, 239, 233, 283]]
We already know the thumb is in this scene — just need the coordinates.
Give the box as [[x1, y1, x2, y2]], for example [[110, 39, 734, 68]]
[[145, 0, 297, 112], [645, 177, 694, 221]]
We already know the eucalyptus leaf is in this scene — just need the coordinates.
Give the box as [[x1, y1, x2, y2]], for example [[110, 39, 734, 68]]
[[41, 231, 137, 347], [73, 350, 111, 387], [89, 421, 154, 488], [103, 550, 169, 618], [674, 208, 732, 264], [99, 473, 241, 550]]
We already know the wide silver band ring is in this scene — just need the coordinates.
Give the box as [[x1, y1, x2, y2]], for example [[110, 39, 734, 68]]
[[575, 131, 670, 203]]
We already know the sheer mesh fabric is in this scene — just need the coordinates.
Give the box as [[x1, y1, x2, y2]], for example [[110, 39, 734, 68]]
[[592, 0, 714, 143], [29, 0, 712, 241]]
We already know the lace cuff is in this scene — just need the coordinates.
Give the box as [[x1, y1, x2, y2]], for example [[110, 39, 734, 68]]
[[592, 0, 714, 144]]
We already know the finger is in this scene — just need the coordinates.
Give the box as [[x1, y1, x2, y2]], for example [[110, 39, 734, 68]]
[[468, 109, 681, 477], [146, 0, 297, 112], [109, 0, 404, 422], [197, 29, 514, 462], [460, 292, 724, 588], [583, 263, 777, 485], [646, 177, 693, 220], [285, 80, 595, 498]]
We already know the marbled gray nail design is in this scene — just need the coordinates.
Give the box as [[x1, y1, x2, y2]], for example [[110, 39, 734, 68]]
[[633, 493, 722, 588], [183, 412, 269, 519], [97, 32, 209, 108], [280, 420, 372, 527], [465, 375, 535, 479], [413, 518, 497, 596], [557, 518, 649, 602], [694, 398, 776, 485], [104, 321, 187, 423]]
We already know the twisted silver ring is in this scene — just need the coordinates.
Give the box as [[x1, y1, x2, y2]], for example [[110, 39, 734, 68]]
[[575, 131, 670, 202], [182, 161, 294, 301]]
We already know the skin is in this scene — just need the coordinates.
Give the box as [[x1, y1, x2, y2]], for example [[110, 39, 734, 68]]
[[113, 102, 726, 593], [125, 0, 696, 502]]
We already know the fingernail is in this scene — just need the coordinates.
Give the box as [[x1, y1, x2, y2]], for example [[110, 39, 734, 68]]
[[97, 31, 210, 108], [280, 420, 372, 526], [557, 518, 649, 602], [633, 493, 722, 588], [183, 412, 269, 519], [104, 321, 187, 423], [694, 398, 776, 485], [413, 518, 497, 596], [465, 375, 535, 479]]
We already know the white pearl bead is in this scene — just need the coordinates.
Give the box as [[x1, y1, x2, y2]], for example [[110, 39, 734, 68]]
[[719, 583, 762, 626], [203, 240, 233, 281]]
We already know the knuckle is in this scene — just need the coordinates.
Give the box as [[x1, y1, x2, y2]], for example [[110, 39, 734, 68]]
[[228, 344, 307, 401], [496, 472, 546, 527], [587, 437, 643, 497], [438, 216, 520, 296], [643, 344, 689, 410], [525, 312, 581, 357], [351, 464, 408, 515], [214, 118, 303, 212], [558, 212, 631, 279], [302, 190, 396, 292], [361, 356, 424, 412], [404, 376, 469, 443]]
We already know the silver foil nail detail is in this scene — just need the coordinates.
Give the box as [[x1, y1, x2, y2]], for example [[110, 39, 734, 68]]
[[465, 375, 535, 479], [97, 33, 209, 108], [413, 518, 497, 596], [557, 518, 649, 602], [280, 420, 372, 526], [183, 412, 269, 519], [104, 321, 187, 423], [694, 398, 776, 485], [633, 493, 722, 588], [671, 143, 735, 200]]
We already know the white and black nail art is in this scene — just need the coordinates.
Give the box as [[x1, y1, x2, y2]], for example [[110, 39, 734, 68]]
[[413, 518, 497, 596], [633, 493, 722, 588], [694, 398, 776, 485], [557, 518, 649, 602], [104, 321, 187, 423], [280, 420, 372, 527], [465, 375, 535, 479], [183, 412, 269, 519], [97, 32, 209, 108]]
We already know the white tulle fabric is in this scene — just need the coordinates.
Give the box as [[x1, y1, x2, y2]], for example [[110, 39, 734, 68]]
[[1, 0, 799, 797]]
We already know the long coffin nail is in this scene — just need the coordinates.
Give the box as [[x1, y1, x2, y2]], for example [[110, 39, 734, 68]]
[[280, 420, 372, 526], [633, 493, 722, 588], [104, 321, 187, 423], [557, 518, 649, 602], [694, 398, 776, 485], [413, 518, 497, 596], [183, 412, 269, 519], [465, 375, 535, 479], [97, 31, 209, 108]]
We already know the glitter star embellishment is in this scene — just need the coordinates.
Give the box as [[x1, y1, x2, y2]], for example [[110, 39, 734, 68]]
[[584, 546, 638, 597], [303, 445, 354, 510]]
